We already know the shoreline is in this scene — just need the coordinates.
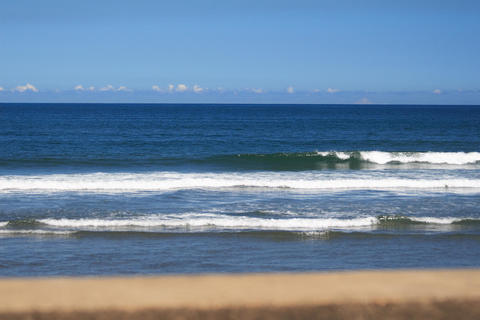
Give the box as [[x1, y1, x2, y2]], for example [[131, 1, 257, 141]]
[[1, 269, 480, 319]]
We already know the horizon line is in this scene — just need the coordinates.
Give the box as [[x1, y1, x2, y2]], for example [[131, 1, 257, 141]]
[[1, 102, 480, 106]]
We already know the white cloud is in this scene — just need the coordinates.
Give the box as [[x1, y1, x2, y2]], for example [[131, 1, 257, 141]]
[[433, 89, 442, 95], [251, 88, 263, 94], [193, 84, 204, 93], [99, 85, 130, 92], [286, 86, 294, 94], [355, 97, 372, 105], [100, 85, 115, 92], [152, 85, 163, 92], [75, 85, 95, 91], [14, 83, 39, 93], [117, 86, 131, 92], [0, 86, 4, 92], [326, 88, 340, 93], [176, 84, 188, 92], [161, 83, 188, 92]]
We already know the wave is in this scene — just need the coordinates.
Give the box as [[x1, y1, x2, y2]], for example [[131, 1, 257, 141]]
[[37, 216, 378, 229], [1, 171, 479, 192], [2, 151, 479, 172], [2, 215, 479, 231], [1, 216, 479, 240], [376, 215, 480, 225], [211, 151, 480, 170], [316, 151, 480, 165]]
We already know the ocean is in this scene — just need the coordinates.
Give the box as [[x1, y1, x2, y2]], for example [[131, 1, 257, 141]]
[[1, 103, 479, 276]]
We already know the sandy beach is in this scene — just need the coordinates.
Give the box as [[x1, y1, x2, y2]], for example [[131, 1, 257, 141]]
[[1, 269, 479, 319]]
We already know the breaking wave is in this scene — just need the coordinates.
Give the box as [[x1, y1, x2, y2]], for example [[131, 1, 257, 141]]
[[199, 151, 480, 170], [316, 151, 480, 165], [1, 151, 479, 171], [1, 215, 479, 232], [1, 171, 479, 192]]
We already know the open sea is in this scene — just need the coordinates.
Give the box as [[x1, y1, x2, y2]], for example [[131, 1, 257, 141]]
[[1, 103, 480, 276]]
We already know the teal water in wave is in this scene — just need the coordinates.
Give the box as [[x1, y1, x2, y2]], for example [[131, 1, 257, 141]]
[[1, 104, 480, 276]]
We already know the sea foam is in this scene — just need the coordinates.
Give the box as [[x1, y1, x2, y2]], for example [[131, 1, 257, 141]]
[[35, 215, 478, 230], [38, 216, 378, 229], [317, 151, 480, 165], [0, 171, 479, 192], [1, 215, 478, 233]]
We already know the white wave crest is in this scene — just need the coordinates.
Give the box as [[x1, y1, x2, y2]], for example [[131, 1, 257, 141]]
[[38, 215, 480, 230], [40, 215, 378, 230], [1, 215, 475, 234], [317, 151, 480, 165], [410, 217, 461, 224], [1, 172, 479, 192]]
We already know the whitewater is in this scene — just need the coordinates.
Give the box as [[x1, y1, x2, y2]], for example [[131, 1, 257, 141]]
[[316, 151, 480, 165], [1, 169, 479, 192]]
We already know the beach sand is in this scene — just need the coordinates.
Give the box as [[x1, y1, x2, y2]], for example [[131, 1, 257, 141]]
[[1, 269, 479, 319]]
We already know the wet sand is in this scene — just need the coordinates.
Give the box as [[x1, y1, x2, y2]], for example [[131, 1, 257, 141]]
[[1, 269, 480, 319]]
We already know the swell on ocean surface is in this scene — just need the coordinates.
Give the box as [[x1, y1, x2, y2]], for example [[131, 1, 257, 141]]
[[1, 151, 480, 171], [216, 151, 480, 169]]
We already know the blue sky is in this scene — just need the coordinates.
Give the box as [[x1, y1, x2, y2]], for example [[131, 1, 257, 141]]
[[1, 0, 480, 104]]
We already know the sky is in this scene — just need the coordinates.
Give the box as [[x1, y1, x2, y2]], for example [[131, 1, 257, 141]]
[[1, 0, 480, 104]]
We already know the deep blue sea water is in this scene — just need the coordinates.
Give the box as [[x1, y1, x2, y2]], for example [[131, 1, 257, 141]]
[[1, 103, 480, 276]]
